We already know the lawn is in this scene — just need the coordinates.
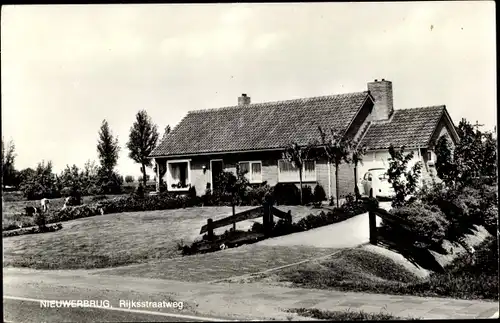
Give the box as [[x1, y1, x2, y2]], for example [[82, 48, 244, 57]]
[[246, 236, 499, 301], [3, 206, 256, 269], [98, 244, 337, 282]]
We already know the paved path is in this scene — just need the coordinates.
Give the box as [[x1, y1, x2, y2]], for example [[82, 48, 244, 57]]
[[257, 212, 383, 248], [4, 268, 498, 320]]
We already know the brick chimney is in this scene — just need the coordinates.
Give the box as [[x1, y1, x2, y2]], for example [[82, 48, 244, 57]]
[[367, 79, 393, 121], [238, 93, 251, 106]]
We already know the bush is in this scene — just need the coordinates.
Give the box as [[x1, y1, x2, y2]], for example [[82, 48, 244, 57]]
[[34, 212, 47, 231], [388, 203, 449, 249], [483, 206, 498, 236], [340, 193, 369, 216], [66, 195, 82, 207], [302, 185, 313, 204], [272, 219, 302, 236], [418, 183, 496, 242], [273, 183, 300, 205], [313, 184, 327, 204], [201, 189, 214, 206], [250, 221, 265, 233], [134, 183, 145, 199], [244, 183, 273, 206]]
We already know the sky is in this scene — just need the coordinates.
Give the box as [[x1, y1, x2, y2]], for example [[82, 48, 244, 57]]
[[1, 2, 496, 178]]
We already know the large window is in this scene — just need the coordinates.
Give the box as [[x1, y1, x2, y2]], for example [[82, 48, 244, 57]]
[[278, 159, 316, 182], [167, 160, 191, 191], [239, 161, 262, 183]]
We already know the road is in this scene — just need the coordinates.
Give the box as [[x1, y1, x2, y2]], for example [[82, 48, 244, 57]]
[[4, 297, 205, 322]]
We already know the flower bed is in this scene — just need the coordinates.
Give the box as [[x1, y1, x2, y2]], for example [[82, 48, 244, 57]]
[[3, 223, 63, 238]]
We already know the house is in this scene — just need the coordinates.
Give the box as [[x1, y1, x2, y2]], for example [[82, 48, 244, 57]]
[[149, 79, 459, 198]]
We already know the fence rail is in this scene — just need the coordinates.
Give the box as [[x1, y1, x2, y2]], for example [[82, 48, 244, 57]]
[[199, 206, 264, 234], [199, 203, 293, 238]]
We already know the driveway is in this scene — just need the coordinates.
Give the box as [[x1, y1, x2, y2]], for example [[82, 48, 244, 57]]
[[257, 202, 391, 249]]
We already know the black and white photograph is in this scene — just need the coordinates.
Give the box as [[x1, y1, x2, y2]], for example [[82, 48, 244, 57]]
[[2, 2, 498, 322]]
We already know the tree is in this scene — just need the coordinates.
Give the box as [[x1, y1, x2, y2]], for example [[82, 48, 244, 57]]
[[387, 145, 422, 208], [349, 140, 367, 201], [435, 135, 456, 186], [127, 110, 159, 187], [81, 160, 100, 195], [125, 175, 134, 183], [20, 160, 60, 200], [480, 131, 497, 180], [59, 164, 83, 197], [1, 138, 17, 188], [97, 120, 121, 194], [438, 119, 496, 189], [318, 126, 352, 207], [282, 141, 317, 205], [453, 119, 482, 187]]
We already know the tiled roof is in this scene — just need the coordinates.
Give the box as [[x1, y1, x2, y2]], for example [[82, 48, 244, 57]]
[[360, 105, 446, 150], [150, 91, 371, 157]]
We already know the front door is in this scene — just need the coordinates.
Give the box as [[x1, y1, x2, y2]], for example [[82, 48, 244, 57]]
[[211, 160, 224, 191]]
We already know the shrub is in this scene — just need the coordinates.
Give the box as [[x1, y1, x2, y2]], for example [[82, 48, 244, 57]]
[[387, 145, 423, 208], [302, 185, 313, 204], [66, 195, 82, 207], [272, 219, 302, 236], [313, 184, 327, 204], [201, 189, 214, 206], [388, 203, 449, 249], [483, 206, 498, 236], [244, 183, 273, 206], [34, 212, 47, 231], [273, 183, 300, 205], [251, 221, 265, 233], [340, 193, 369, 216], [134, 183, 145, 199]]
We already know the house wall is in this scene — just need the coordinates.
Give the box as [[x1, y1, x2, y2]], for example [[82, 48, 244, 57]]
[[156, 151, 356, 199]]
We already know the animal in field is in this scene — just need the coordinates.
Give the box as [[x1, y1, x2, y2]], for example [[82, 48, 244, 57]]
[[61, 196, 71, 211], [24, 206, 40, 216], [40, 198, 50, 212]]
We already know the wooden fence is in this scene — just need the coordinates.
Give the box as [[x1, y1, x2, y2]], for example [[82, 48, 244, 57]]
[[200, 202, 292, 239]]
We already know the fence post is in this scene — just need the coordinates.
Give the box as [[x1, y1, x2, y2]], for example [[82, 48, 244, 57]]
[[263, 202, 270, 237], [232, 204, 236, 231], [368, 189, 377, 244], [369, 210, 377, 245], [207, 218, 214, 241]]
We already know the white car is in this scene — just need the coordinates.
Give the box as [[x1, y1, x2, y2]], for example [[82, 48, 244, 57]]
[[360, 168, 395, 199]]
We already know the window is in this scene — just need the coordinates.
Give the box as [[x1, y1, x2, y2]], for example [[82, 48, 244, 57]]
[[167, 160, 191, 190], [278, 159, 316, 183], [239, 161, 262, 183], [427, 151, 433, 161]]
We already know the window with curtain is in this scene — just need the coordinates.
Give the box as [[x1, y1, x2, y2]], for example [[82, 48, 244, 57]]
[[238, 161, 262, 183], [278, 159, 316, 182]]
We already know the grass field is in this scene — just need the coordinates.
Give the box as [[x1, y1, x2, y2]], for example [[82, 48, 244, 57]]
[[3, 206, 255, 269], [2, 193, 129, 230]]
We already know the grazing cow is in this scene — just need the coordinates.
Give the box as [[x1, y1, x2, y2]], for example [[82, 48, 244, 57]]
[[25, 206, 38, 217], [61, 196, 71, 211], [40, 198, 50, 212]]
